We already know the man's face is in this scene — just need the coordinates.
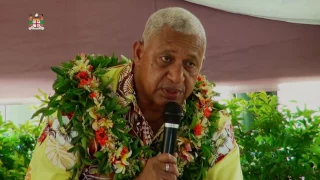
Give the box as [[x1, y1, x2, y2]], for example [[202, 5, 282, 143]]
[[134, 26, 205, 107]]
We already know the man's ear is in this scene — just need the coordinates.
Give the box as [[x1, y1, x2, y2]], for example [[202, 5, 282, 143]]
[[133, 41, 144, 66]]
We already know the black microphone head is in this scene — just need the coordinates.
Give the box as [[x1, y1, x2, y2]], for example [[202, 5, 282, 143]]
[[163, 102, 184, 124]]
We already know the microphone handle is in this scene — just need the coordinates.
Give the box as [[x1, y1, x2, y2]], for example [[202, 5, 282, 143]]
[[162, 124, 179, 155]]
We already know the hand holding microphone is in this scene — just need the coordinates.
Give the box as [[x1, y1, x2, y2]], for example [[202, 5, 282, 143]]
[[136, 102, 183, 180]]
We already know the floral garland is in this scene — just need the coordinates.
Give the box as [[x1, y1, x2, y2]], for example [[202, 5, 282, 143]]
[[34, 53, 225, 180]]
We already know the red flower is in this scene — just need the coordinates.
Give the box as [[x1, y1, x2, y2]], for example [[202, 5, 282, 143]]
[[202, 83, 206, 87], [216, 154, 226, 163], [95, 128, 108, 147], [204, 107, 211, 118], [195, 103, 201, 109], [121, 147, 129, 156], [62, 112, 74, 119], [67, 112, 74, 119], [194, 124, 203, 136], [197, 76, 203, 81], [76, 71, 89, 79], [89, 138, 98, 157], [88, 65, 94, 72], [38, 126, 49, 144], [90, 92, 97, 99], [78, 77, 93, 88], [202, 89, 208, 94], [111, 155, 117, 164], [200, 99, 206, 106], [78, 79, 87, 88]]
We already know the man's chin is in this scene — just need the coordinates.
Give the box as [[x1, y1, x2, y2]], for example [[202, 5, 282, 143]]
[[157, 98, 183, 106]]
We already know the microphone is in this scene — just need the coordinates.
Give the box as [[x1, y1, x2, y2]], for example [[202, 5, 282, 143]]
[[162, 102, 184, 155]]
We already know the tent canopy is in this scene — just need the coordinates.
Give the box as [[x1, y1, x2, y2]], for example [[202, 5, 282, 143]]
[[0, 0, 320, 100]]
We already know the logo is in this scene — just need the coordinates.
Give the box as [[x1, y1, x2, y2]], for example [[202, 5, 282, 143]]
[[29, 13, 44, 30]]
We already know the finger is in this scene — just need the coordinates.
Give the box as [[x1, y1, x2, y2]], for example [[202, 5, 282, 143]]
[[154, 162, 179, 177], [157, 169, 177, 180], [163, 163, 179, 177], [174, 152, 178, 158], [157, 153, 177, 164]]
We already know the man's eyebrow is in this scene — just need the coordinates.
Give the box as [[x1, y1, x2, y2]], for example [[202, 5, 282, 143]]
[[187, 53, 198, 60], [162, 50, 199, 60]]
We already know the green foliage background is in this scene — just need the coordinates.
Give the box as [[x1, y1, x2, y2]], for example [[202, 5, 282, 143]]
[[226, 92, 320, 179], [0, 91, 319, 179]]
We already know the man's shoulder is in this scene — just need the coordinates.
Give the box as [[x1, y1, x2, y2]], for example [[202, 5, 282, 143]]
[[211, 110, 237, 165], [216, 110, 232, 130]]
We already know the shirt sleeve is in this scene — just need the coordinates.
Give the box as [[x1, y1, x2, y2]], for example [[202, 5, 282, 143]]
[[25, 117, 79, 180], [206, 110, 243, 180]]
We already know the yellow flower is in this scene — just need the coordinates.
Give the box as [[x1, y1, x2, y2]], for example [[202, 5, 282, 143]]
[[93, 118, 114, 131], [114, 161, 126, 174], [92, 120, 99, 131], [69, 58, 91, 77], [178, 137, 199, 149], [92, 91, 104, 108], [113, 148, 132, 174], [100, 118, 114, 129], [75, 58, 89, 72], [121, 151, 132, 166], [181, 148, 194, 162], [115, 146, 123, 158], [90, 76, 99, 89], [88, 107, 99, 120]]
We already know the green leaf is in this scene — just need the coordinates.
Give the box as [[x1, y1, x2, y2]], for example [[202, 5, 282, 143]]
[[100, 76, 113, 89], [43, 109, 57, 116], [71, 88, 85, 95], [67, 146, 78, 153], [81, 157, 92, 165], [62, 62, 73, 69], [53, 76, 66, 90], [57, 110, 63, 126], [51, 67, 65, 77], [114, 106, 130, 115], [114, 104, 122, 111], [81, 137, 87, 148], [31, 107, 48, 119], [94, 151, 104, 158], [190, 113, 198, 129], [201, 145, 212, 158]]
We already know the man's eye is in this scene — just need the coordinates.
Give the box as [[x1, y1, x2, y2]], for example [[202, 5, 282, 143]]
[[161, 56, 171, 62], [186, 61, 196, 67]]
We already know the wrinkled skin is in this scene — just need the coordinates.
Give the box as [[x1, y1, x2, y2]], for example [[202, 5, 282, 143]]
[[133, 26, 205, 131]]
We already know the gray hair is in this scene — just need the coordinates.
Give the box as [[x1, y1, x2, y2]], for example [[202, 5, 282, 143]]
[[142, 7, 206, 47]]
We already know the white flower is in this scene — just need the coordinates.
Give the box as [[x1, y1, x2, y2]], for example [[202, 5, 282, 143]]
[[45, 136, 77, 170], [51, 117, 71, 145]]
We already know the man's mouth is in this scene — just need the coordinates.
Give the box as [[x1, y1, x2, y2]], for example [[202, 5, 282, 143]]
[[162, 88, 181, 99]]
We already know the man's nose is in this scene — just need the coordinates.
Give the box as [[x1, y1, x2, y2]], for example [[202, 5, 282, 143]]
[[167, 62, 185, 84]]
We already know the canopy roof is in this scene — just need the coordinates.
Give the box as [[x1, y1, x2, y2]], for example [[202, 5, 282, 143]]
[[0, 0, 319, 101]]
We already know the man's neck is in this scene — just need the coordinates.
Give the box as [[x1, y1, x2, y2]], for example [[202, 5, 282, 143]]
[[136, 97, 164, 133], [133, 66, 164, 133]]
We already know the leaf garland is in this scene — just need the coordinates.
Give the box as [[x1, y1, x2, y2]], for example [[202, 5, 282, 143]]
[[33, 53, 225, 180]]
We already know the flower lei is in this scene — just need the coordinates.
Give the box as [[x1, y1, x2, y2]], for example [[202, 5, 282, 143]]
[[34, 53, 226, 180]]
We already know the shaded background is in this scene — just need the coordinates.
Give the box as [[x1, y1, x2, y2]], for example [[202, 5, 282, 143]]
[[0, 0, 320, 99]]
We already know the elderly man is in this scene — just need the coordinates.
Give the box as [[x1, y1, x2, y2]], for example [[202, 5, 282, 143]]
[[26, 7, 242, 180]]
